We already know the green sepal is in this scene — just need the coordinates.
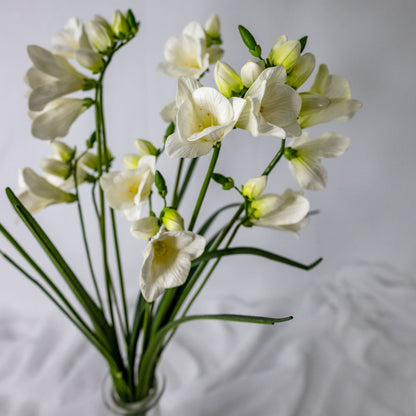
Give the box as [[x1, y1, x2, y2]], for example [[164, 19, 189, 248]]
[[155, 170, 167, 199], [299, 35, 308, 53], [86, 131, 97, 149]]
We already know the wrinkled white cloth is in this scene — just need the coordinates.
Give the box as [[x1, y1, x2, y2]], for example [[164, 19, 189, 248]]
[[1, 262, 416, 416]]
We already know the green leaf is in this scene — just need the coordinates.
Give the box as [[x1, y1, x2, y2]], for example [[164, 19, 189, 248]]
[[192, 246, 323, 270], [197, 203, 240, 237], [299, 35, 308, 53], [137, 312, 292, 398]]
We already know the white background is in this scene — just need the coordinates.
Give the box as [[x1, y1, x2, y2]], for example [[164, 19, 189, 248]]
[[0, 0, 415, 337]]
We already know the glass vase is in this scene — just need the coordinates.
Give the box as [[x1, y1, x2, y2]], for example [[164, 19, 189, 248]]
[[102, 372, 166, 416]]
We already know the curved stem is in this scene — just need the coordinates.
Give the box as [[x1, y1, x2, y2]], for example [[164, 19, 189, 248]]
[[171, 158, 184, 209]]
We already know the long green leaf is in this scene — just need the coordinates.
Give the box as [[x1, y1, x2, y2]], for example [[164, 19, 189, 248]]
[[192, 246, 323, 270], [197, 203, 240, 236], [137, 312, 292, 398]]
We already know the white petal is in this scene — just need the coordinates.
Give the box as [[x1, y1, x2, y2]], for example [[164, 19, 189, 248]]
[[176, 77, 201, 106], [207, 45, 224, 64], [160, 101, 177, 123], [257, 115, 287, 138], [242, 175, 267, 199], [137, 155, 156, 174], [31, 98, 86, 140], [130, 217, 160, 240], [165, 131, 213, 158], [182, 21, 206, 41], [295, 132, 350, 158], [255, 65, 287, 85], [289, 156, 327, 190], [323, 74, 351, 99], [25, 66, 54, 89]]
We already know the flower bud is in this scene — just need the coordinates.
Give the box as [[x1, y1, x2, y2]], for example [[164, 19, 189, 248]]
[[240, 58, 265, 88], [130, 216, 160, 240], [250, 194, 280, 219], [161, 208, 185, 231], [112, 10, 130, 39], [79, 152, 99, 170], [40, 157, 71, 179], [51, 141, 75, 162], [122, 153, 141, 169], [212, 173, 234, 190], [214, 61, 244, 98], [286, 53, 315, 89], [205, 14, 220, 39], [242, 176, 267, 200], [86, 16, 114, 53], [155, 170, 167, 199], [270, 38, 301, 73], [134, 139, 158, 156]]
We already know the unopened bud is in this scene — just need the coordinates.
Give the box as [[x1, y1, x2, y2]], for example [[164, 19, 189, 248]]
[[112, 10, 130, 39], [205, 14, 221, 39], [51, 141, 75, 162], [286, 53, 315, 89], [86, 16, 114, 53], [161, 207, 184, 231], [155, 170, 167, 199], [240, 58, 265, 88], [130, 216, 160, 240], [270, 38, 301, 72], [134, 139, 158, 156], [79, 152, 99, 170], [40, 157, 71, 179], [214, 61, 244, 98], [242, 175, 267, 199], [212, 173, 234, 190]]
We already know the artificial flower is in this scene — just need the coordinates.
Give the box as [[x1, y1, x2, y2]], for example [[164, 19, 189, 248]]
[[236, 66, 302, 137], [157, 21, 223, 79], [139, 230, 206, 302], [51, 17, 103, 72], [298, 64, 362, 128], [214, 61, 244, 98], [100, 155, 156, 221], [30, 98, 91, 141], [25, 45, 92, 112], [130, 216, 160, 240], [240, 58, 265, 88], [285, 132, 350, 190], [250, 189, 310, 236], [165, 77, 245, 158]]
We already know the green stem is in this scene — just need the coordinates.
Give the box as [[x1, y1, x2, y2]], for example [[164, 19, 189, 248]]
[[171, 158, 184, 209], [188, 144, 221, 231], [262, 139, 286, 176], [176, 158, 198, 208]]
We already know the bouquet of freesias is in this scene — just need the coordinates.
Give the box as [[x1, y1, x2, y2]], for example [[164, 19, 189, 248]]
[[0, 9, 361, 412]]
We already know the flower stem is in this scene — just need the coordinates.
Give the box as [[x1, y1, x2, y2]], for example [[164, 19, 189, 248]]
[[188, 144, 221, 231], [262, 138, 286, 176], [171, 158, 184, 208]]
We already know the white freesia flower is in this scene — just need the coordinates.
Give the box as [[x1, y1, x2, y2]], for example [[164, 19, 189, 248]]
[[286, 53, 315, 89], [298, 64, 362, 128], [251, 189, 310, 236], [268, 35, 301, 73], [165, 77, 245, 158], [51, 17, 103, 72], [240, 58, 265, 88], [25, 45, 91, 112], [16, 167, 76, 213], [242, 175, 267, 199], [100, 155, 156, 221], [204, 14, 220, 39], [139, 230, 206, 302], [236, 66, 302, 138], [30, 98, 90, 141], [285, 132, 350, 190], [130, 216, 160, 240], [157, 21, 223, 79], [214, 61, 243, 98]]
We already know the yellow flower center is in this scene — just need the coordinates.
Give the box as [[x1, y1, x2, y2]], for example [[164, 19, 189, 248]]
[[153, 240, 169, 257], [129, 184, 139, 194]]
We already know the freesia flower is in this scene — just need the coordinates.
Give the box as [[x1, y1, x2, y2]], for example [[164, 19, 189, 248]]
[[157, 21, 223, 79], [51, 17, 104, 72], [86, 15, 114, 53], [286, 53, 315, 89], [242, 175, 267, 199], [30, 98, 92, 141], [139, 230, 206, 302], [240, 58, 265, 88], [298, 64, 362, 128], [204, 14, 221, 39], [161, 208, 185, 231], [17, 167, 77, 213], [268, 35, 301, 73], [236, 66, 302, 138], [25, 45, 92, 112], [165, 77, 245, 158], [285, 132, 350, 190], [130, 216, 160, 240], [100, 155, 156, 221], [250, 189, 310, 236], [214, 61, 244, 98]]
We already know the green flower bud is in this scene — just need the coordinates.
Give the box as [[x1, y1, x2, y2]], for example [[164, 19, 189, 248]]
[[270, 38, 301, 72], [240, 58, 265, 88], [286, 53, 316, 89], [79, 152, 99, 170], [242, 176, 267, 200], [155, 170, 167, 199], [161, 207, 184, 231], [51, 141, 75, 162], [112, 10, 130, 39], [212, 173, 234, 190], [238, 25, 257, 50], [134, 139, 158, 156], [40, 157, 71, 179], [126, 9, 139, 35], [214, 61, 244, 98], [205, 14, 221, 39]]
